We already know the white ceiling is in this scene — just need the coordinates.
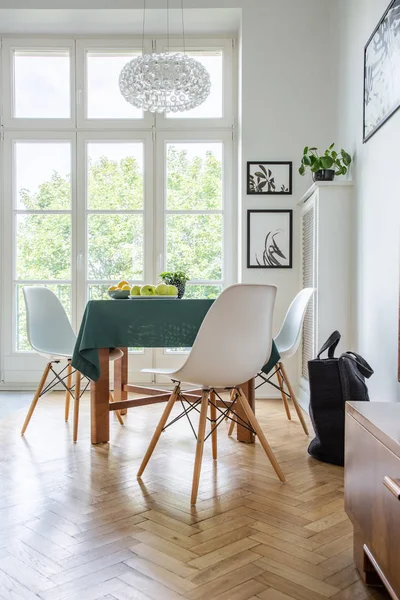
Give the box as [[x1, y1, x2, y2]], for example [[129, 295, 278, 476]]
[[0, 9, 241, 35]]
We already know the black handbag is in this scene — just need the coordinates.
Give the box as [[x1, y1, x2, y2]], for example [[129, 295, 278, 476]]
[[307, 331, 373, 466]]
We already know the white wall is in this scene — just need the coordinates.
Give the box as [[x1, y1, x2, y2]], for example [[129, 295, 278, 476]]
[[334, 0, 400, 402], [239, 0, 335, 391]]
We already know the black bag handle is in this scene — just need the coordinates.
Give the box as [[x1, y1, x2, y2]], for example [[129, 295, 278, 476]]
[[342, 352, 374, 379], [317, 331, 341, 359]]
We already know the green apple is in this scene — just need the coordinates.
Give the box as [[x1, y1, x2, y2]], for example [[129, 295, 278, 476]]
[[130, 285, 141, 296], [140, 284, 157, 296], [168, 285, 178, 296], [155, 283, 169, 296]]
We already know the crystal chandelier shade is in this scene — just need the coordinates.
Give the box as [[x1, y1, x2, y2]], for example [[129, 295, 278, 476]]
[[119, 52, 211, 114]]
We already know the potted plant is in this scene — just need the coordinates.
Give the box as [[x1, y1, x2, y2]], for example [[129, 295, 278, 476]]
[[159, 271, 190, 299], [299, 144, 351, 182]]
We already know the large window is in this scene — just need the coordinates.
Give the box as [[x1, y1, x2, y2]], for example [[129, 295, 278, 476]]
[[0, 36, 236, 383]]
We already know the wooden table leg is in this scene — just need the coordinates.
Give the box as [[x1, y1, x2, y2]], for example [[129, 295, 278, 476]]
[[91, 348, 110, 444], [114, 347, 128, 415], [236, 378, 255, 444]]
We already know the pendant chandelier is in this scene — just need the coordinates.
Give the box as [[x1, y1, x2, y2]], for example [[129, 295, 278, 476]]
[[119, 0, 211, 114]]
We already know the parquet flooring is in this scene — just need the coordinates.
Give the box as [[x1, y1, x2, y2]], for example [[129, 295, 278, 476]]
[[0, 393, 389, 600]]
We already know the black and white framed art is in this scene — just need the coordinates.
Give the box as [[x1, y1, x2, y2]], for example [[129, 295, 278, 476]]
[[247, 161, 292, 195], [364, 0, 400, 142], [247, 210, 293, 269]]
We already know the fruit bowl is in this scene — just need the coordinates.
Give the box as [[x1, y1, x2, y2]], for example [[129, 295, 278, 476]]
[[128, 295, 178, 300], [108, 289, 130, 299]]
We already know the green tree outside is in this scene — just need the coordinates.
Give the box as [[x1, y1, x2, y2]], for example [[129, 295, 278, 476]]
[[16, 147, 222, 350]]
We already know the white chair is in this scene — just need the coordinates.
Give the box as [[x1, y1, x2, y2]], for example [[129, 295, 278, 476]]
[[137, 284, 286, 504], [21, 287, 124, 442], [256, 288, 315, 435]]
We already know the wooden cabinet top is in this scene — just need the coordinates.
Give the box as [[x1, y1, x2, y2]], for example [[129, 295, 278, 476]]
[[346, 401, 400, 459]]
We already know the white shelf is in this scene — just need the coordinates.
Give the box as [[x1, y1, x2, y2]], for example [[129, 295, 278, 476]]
[[298, 180, 354, 206]]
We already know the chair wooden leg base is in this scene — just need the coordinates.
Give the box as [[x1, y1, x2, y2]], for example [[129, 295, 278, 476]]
[[237, 387, 286, 483], [21, 362, 52, 435], [191, 390, 209, 504], [137, 385, 180, 477], [209, 391, 218, 460], [279, 362, 309, 436], [65, 360, 72, 422], [277, 368, 291, 420], [228, 413, 236, 437], [73, 370, 81, 443]]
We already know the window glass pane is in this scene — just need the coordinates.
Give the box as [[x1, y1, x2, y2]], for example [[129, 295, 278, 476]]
[[87, 214, 143, 280], [16, 284, 71, 351], [166, 214, 222, 280], [167, 50, 223, 119], [16, 214, 71, 280], [87, 142, 143, 210], [87, 51, 143, 119], [166, 143, 222, 210], [15, 142, 71, 210], [184, 284, 222, 299], [14, 51, 70, 119]]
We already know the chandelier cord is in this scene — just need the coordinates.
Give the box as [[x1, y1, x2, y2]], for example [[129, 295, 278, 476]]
[[141, 0, 146, 54], [181, 0, 186, 55], [167, 0, 170, 53]]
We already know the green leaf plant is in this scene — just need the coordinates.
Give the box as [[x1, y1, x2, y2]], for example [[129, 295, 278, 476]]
[[298, 143, 352, 176], [158, 271, 190, 286]]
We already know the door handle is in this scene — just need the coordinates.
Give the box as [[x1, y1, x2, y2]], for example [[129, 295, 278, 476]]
[[383, 476, 400, 499]]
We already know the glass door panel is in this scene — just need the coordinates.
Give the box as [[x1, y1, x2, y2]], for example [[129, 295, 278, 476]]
[[154, 139, 225, 374], [80, 135, 153, 381]]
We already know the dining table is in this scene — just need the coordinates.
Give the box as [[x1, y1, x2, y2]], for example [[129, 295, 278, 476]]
[[72, 298, 280, 445]]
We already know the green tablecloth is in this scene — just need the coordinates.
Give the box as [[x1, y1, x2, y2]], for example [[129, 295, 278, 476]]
[[72, 298, 280, 381]]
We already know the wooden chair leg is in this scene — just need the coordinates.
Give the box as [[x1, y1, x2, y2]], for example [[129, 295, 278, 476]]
[[279, 362, 309, 436], [65, 360, 72, 422], [73, 370, 81, 443], [277, 368, 291, 421], [21, 362, 52, 435], [191, 390, 210, 504], [227, 415, 236, 437], [227, 389, 239, 436], [209, 391, 217, 460], [137, 385, 180, 477], [109, 392, 124, 426], [225, 389, 234, 420], [237, 387, 286, 483]]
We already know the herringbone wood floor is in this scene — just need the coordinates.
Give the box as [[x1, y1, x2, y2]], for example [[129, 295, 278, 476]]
[[0, 393, 389, 600]]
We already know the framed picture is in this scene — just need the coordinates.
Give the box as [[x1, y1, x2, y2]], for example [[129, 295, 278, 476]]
[[247, 161, 292, 195], [364, 0, 400, 142], [247, 210, 293, 269]]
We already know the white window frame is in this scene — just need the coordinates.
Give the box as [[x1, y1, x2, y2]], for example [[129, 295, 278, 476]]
[[0, 34, 237, 387], [75, 38, 153, 130], [155, 38, 234, 130], [1, 38, 76, 130], [1, 130, 76, 382], [154, 129, 234, 370]]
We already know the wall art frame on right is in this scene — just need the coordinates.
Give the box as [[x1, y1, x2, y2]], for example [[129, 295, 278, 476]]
[[247, 209, 293, 269], [364, 0, 400, 143]]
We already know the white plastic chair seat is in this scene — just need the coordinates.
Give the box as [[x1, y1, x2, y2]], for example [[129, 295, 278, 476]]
[[141, 368, 177, 376], [141, 284, 277, 388], [37, 343, 123, 363], [274, 288, 315, 360]]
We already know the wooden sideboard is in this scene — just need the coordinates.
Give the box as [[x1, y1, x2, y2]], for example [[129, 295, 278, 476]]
[[345, 402, 400, 599]]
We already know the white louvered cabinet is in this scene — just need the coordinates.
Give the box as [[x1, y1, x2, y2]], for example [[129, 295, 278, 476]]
[[298, 182, 354, 410]]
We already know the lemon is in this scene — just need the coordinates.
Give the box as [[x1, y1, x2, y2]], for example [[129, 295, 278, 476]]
[[121, 284, 130, 291], [117, 280, 130, 288], [108, 285, 117, 291]]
